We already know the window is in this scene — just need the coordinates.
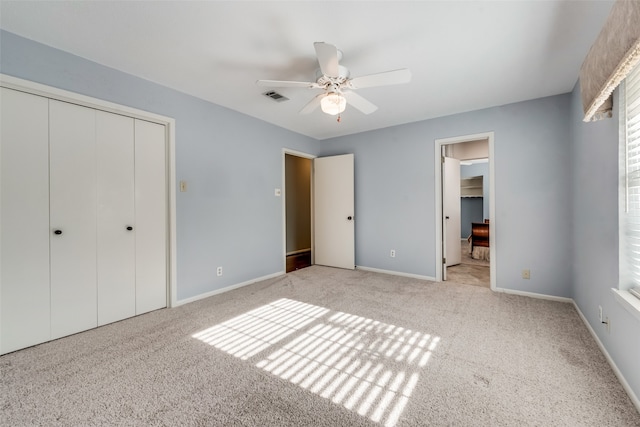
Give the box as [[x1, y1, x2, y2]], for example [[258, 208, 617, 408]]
[[618, 61, 640, 315]]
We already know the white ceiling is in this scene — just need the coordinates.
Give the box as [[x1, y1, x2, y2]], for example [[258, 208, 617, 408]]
[[0, 1, 613, 140]]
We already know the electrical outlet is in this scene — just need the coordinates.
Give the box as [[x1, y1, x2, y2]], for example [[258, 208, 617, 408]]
[[522, 269, 530, 279], [390, 249, 396, 258], [598, 305, 603, 322], [216, 266, 223, 277]]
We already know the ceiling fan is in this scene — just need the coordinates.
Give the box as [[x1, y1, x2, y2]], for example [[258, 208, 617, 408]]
[[256, 42, 411, 117]]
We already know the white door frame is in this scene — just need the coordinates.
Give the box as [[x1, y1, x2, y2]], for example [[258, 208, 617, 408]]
[[282, 148, 316, 272], [0, 74, 178, 308], [434, 132, 496, 290]]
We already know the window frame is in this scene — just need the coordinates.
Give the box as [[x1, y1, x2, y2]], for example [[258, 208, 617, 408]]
[[616, 62, 640, 322]]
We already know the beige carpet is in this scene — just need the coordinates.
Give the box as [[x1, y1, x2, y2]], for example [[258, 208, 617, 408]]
[[1, 266, 638, 426], [446, 240, 490, 287]]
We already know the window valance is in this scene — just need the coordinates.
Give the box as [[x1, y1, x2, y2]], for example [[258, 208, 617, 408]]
[[580, 0, 640, 122]]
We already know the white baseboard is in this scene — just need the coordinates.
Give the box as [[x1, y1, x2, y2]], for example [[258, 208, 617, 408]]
[[355, 265, 436, 281], [174, 271, 285, 307], [573, 301, 640, 413], [494, 287, 573, 303]]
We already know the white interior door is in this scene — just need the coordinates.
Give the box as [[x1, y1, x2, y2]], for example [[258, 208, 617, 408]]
[[0, 88, 51, 354], [314, 154, 355, 270], [443, 156, 461, 269], [134, 119, 167, 315], [49, 100, 98, 339], [97, 111, 136, 326]]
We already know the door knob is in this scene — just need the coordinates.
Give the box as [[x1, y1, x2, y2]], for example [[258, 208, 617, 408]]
[[126, 226, 133, 231], [347, 216, 353, 221], [53, 229, 62, 235]]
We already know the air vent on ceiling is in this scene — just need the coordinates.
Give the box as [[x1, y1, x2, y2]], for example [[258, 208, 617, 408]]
[[263, 91, 289, 103]]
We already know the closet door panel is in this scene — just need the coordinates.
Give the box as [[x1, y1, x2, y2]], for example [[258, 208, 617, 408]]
[[0, 88, 51, 354], [134, 120, 167, 314], [96, 111, 136, 326], [49, 100, 98, 339]]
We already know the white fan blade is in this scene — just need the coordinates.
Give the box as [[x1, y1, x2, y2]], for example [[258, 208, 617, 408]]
[[256, 79, 318, 88], [314, 42, 339, 77], [347, 68, 411, 89], [343, 91, 378, 114], [299, 94, 324, 114]]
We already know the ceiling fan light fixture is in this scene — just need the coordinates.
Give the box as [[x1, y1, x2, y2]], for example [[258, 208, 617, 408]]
[[320, 93, 346, 115]]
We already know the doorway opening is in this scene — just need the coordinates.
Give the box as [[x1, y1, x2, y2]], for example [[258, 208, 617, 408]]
[[435, 132, 495, 290], [284, 150, 314, 273], [282, 150, 356, 273]]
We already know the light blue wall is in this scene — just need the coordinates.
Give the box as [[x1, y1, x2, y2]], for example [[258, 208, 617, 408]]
[[460, 198, 483, 238], [318, 95, 573, 297], [2, 28, 637, 405], [460, 162, 489, 238], [0, 31, 319, 301], [0, 31, 573, 299], [461, 162, 490, 220], [570, 81, 640, 400]]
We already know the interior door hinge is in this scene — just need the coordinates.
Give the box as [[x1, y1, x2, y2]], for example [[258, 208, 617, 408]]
[[441, 156, 445, 164], [442, 257, 446, 264]]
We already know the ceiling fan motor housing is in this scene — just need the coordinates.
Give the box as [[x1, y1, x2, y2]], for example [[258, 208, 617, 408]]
[[315, 65, 350, 88]]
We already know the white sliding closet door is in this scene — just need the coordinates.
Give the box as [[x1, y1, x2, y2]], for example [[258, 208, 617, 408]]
[[97, 111, 136, 326], [49, 100, 98, 339], [0, 88, 51, 354], [134, 120, 167, 314]]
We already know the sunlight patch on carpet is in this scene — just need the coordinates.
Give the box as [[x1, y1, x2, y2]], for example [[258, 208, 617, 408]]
[[193, 298, 439, 427], [192, 298, 329, 360]]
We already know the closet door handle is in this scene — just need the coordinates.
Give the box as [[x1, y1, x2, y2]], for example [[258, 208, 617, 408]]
[[126, 226, 133, 231], [53, 229, 63, 235]]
